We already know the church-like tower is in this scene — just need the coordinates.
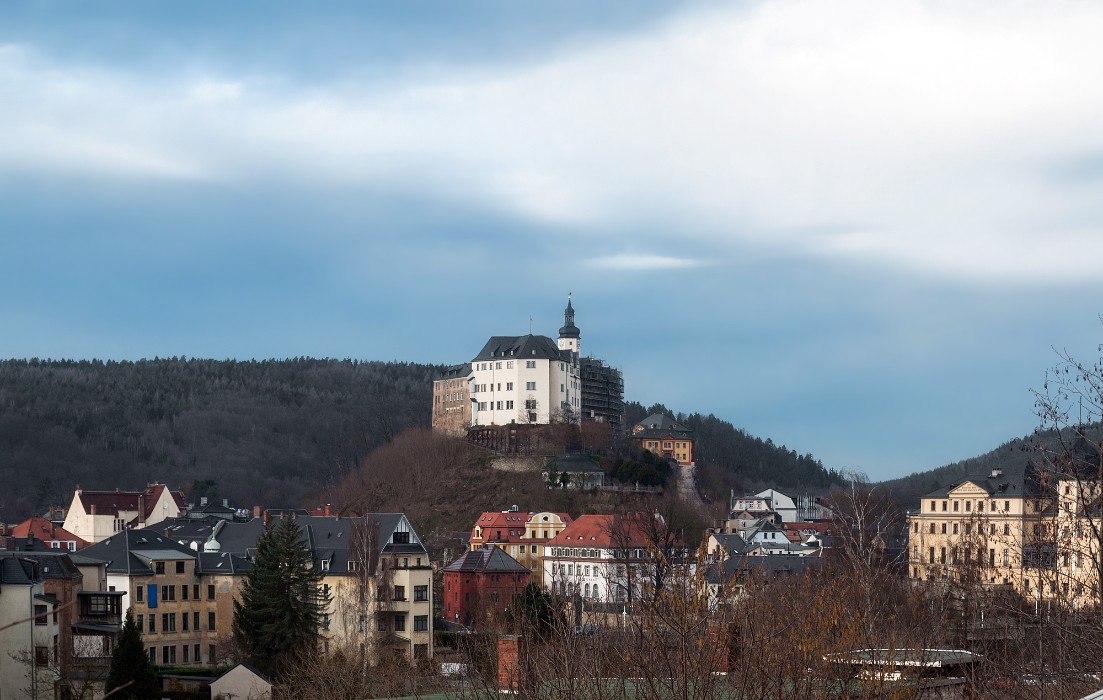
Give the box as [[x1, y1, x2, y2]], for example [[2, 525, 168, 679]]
[[558, 294, 580, 353]]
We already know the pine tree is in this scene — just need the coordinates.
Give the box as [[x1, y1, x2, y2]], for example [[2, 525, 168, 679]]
[[105, 608, 159, 699], [233, 514, 329, 677]]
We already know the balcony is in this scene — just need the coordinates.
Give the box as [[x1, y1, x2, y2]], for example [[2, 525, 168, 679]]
[[74, 590, 125, 631]]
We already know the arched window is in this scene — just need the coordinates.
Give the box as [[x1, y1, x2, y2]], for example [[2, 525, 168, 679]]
[[584, 583, 591, 597]]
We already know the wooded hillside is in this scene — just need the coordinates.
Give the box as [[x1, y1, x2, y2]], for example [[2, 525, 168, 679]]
[[879, 424, 1103, 508], [624, 402, 845, 503], [0, 358, 436, 517], [0, 359, 849, 521]]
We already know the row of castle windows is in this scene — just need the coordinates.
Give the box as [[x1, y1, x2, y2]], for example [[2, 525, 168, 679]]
[[929, 499, 1012, 513]]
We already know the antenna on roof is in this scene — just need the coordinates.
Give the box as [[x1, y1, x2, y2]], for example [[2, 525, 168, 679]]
[[529, 316, 533, 333]]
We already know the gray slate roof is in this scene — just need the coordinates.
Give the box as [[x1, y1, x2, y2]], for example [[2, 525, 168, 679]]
[[209, 514, 427, 577], [444, 545, 531, 574], [917, 461, 1033, 501], [633, 413, 694, 440], [705, 553, 823, 585], [1, 551, 82, 580], [473, 334, 572, 363], [0, 554, 39, 584], [77, 530, 196, 575], [436, 364, 472, 380]]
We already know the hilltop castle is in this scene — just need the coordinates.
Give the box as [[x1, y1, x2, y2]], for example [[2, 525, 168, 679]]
[[431, 296, 624, 438]]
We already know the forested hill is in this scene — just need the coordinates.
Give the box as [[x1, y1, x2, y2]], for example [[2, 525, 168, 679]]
[[625, 402, 845, 502], [0, 358, 437, 518], [878, 424, 1103, 509]]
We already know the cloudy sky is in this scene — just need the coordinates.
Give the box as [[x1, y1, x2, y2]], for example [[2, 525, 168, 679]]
[[3, 0, 1102, 480]]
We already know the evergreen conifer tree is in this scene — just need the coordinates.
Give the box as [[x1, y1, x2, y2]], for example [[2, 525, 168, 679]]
[[105, 608, 159, 699], [233, 514, 329, 676]]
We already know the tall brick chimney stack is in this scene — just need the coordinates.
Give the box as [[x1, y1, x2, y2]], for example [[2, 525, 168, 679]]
[[497, 635, 525, 693]]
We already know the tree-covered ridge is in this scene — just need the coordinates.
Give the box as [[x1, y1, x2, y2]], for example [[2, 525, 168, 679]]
[[0, 358, 437, 517], [879, 423, 1103, 509], [624, 402, 844, 502]]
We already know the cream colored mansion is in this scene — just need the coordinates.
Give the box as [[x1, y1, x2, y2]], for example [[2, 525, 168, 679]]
[[908, 458, 1103, 606]]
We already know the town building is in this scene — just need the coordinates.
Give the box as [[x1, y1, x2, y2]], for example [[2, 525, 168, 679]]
[[579, 357, 625, 440], [906, 462, 1076, 602], [468, 508, 571, 586], [63, 483, 186, 544], [431, 364, 473, 437], [542, 513, 676, 604], [431, 296, 624, 436], [470, 333, 580, 426], [631, 413, 695, 466], [78, 529, 217, 667], [0, 554, 58, 698], [443, 545, 532, 627], [209, 513, 435, 662], [4, 516, 88, 552]]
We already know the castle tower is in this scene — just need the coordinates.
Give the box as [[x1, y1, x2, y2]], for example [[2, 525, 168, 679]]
[[558, 294, 580, 353]]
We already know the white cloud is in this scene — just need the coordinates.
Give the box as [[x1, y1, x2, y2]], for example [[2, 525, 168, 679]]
[[585, 254, 706, 271], [189, 78, 242, 103], [3, 1, 1103, 280]]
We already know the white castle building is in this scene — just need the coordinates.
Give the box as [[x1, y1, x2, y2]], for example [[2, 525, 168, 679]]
[[469, 297, 582, 426]]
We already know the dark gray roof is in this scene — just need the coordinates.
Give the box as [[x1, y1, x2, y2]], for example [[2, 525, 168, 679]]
[[78, 530, 197, 575], [210, 514, 428, 577], [559, 297, 580, 340], [444, 545, 531, 574], [1, 551, 81, 580], [198, 552, 252, 575], [436, 364, 472, 380], [704, 553, 823, 584], [917, 461, 1033, 501], [473, 334, 571, 363], [710, 533, 750, 556], [0, 555, 38, 585], [633, 413, 693, 440], [553, 453, 604, 473], [153, 517, 227, 550]]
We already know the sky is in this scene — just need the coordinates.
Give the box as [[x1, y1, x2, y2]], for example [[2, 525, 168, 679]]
[[3, 0, 1103, 481]]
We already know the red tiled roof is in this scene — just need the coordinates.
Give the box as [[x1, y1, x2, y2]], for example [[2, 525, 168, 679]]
[[10, 517, 88, 548], [546, 513, 667, 549], [470, 511, 529, 544]]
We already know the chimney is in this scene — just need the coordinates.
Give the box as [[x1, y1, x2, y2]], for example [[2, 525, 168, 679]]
[[252, 505, 261, 519], [222, 499, 229, 508], [90, 504, 96, 516], [497, 635, 525, 692], [200, 497, 207, 507], [324, 504, 332, 517]]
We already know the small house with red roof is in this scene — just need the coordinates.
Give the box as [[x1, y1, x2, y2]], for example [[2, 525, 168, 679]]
[[5, 516, 88, 551], [63, 483, 186, 544], [444, 545, 531, 628]]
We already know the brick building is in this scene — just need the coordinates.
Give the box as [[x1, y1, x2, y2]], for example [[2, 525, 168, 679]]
[[444, 545, 531, 627]]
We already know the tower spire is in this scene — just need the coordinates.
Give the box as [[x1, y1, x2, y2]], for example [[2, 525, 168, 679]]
[[558, 293, 580, 353]]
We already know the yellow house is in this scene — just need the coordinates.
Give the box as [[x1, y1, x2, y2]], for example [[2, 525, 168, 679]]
[[631, 413, 695, 466]]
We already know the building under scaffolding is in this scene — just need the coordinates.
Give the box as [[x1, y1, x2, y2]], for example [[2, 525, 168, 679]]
[[580, 356, 625, 442]]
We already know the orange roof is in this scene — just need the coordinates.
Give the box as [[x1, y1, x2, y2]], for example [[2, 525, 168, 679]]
[[11, 517, 88, 548], [470, 511, 531, 544], [469, 511, 572, 544], [546, 513, 669, 549]]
